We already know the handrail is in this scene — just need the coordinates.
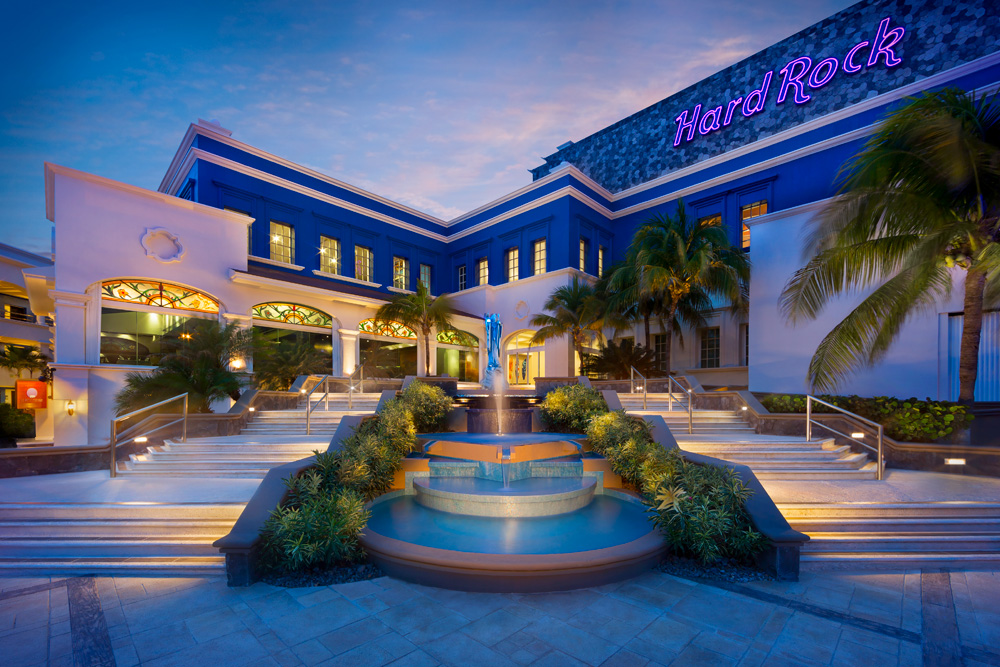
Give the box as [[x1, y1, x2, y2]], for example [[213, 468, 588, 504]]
[[109, 393, 188, 477], [347, 365, 364, 409], [629, 366, 647, 409], [305, 375, 331, 435], [806, 395, 884, 480], [665, 374, 694, 432]]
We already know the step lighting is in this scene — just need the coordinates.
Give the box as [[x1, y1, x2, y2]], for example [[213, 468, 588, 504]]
[[944, 458, 966, 466], [134, 436, 148, 443], [248, 407, 255, 412], [851, 432, 865, 439]]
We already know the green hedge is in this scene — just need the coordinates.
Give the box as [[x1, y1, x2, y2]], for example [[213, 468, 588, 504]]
[[539, 384, 608, 433], [0, 404, 34, 448], [757, 393, 972, 443], [259, 383, 449, 574], [587, 411, 766, 563]]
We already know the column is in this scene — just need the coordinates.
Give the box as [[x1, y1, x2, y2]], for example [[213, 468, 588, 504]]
[[339, 329, 359, 375], [428, 335, 439, 376], [330, 327, 343, 377], [222, 313, 253, 372], [416, 338, 426, 377]]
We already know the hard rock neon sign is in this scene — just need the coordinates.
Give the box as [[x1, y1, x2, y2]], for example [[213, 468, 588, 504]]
[[673, 17, 905, 147]]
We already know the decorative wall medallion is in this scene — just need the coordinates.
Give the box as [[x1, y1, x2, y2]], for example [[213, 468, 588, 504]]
[[514, 300, 530, 320], [141, 227, 185, 263]]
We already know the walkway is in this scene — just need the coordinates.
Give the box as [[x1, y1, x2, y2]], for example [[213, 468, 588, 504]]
[[2, 567, 997, 666]]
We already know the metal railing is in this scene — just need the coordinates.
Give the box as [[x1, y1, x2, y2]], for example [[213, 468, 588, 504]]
[[109, 393, 188, 477], [629, 366, 647, 409], [305, 375, 331, 435], [806, 395, 884, 480], [347, 365, 364, 409], [666, 375, 694, 433]]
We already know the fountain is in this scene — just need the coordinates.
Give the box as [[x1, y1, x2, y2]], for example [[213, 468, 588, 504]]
[[356, 313, 665, 592]]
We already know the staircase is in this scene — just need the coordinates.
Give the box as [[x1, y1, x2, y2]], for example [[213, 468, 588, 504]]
[[619, 393, 877, 480], [0, 502, 244, 575], [780, 502, 1000, 570], [116, 393, 382, 477]]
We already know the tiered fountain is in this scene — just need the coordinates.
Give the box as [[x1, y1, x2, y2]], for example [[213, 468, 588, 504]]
[[358, 314, 665, 592]]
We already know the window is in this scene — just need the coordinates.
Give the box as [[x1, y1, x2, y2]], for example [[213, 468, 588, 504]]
[[598, 246, 606, 278], [700, 327, 720, 369], [3, 303, 31, 323], [506, 247, 519, 282], [533, 239, 546, 276], [653, 333, 668, 373], [477, 258, 489, 286], [740, 200, 767, 250], [457, 265, 467, 291], [319, 236, 341, 275], [355, 246, 374, 282], [393, 256, 409, 290], [579, 238, 588, 272], [741, 324, 749, 366], [420, 264, 432, 292], [100, 308, 204, 366], [269, 221, 294, 264], [698, 213, 722, 227]]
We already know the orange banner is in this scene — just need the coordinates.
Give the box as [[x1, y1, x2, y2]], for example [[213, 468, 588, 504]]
[[15, 380, 47, 410]]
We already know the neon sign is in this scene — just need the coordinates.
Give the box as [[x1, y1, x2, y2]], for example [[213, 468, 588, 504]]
[[673, 17, 905, 147]]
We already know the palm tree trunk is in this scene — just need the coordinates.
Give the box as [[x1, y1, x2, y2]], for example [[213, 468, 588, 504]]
[[663, 304, 678, 377], [958, 267, 987, 404], [423, 332, 431, 377], [643, 314, 650, 349]]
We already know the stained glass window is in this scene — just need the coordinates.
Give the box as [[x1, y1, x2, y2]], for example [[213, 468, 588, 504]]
[[437, 329, 478, 346], [101, 280, 219, 313], [252, 303, 332, 327], [358, 318, 417, 339]]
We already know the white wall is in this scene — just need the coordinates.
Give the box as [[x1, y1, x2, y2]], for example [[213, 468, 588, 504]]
[[748, 204, 964, 399]]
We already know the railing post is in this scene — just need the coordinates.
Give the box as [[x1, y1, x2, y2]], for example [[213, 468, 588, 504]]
[[182, 394, 188, 443], [687, 390, 693, 434], [877, 423, 884, 481], [325, 377, 329, 411], [109, 420, 117, 478], [668, 378, 674, 412], [806, 397, 812, 441], [630, 367, 634, 394]]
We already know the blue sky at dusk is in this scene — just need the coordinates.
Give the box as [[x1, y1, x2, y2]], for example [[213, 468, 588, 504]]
[[1, 0, 853, 254]]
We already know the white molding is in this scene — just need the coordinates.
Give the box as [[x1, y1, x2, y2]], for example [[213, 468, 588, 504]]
[[386, 286, 415, 294], [249, 255, 306, 271], [50, 363, 157, 372], [744, 197, 833, 227], [230, 269, 386, 307], [189, 149, 449, 242], [251, 318, 333, 334], [310, 270, 381, 288], [44, 162, 253, 227]]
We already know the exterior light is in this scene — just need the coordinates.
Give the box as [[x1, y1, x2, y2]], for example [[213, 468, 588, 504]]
[[230, 357, 245, 370], [851, 432, 865, 439], [741, 406, 748, 411], [945, 458, 966, 466], [248, 407, 255, 412], [300, 389, 307, 394], [66, 400, 76, 416], [134, 436, 148, 443]]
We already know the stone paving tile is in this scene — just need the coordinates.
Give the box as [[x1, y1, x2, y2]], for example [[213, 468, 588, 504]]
[[768, 611, 842, 665], [532, 649, 589, 666], [294, 638, 335, 666], [332, 580, 384, 600], [598, 648, 650, 666], [377, 596, 442, 635], [404, 607, 471, 644], [130, 620, 200, 663], [387, 648, 440, 666], [830, 638, 899, 667], [0, 624, 48, 666], [461, 608, 530, 646], [514, 589, 604, 620], [318, 617, 391, 656], [422, 630, 517, 667], [247, 590, 308, 621], [295, 587, 342, 608], [520, 616, 623, 666], [186, 605, 247, 643], [145, 628, 270, 667], [267, 596, 368, 646], [319, 639, 397, 667], [672, 643, 736, 666]]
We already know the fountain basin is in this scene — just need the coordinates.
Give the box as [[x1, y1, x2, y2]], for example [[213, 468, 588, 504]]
[[413, 476, 596, 517], [467, 408, 533, 433], [360, 492, 665, 592]]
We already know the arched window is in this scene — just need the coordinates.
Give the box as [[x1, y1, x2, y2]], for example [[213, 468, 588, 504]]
[[252, 303, 332, 328], [358, 318, 416, 339], [437, 330, 478, 347], [101, 280, 219, 313]]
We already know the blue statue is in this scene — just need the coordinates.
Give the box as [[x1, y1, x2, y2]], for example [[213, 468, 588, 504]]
[[482, 313, 502, 390]]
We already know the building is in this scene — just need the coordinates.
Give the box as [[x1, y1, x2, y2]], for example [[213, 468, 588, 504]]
[[26, 0, 1000, 446], [0, 244, 52, 412]]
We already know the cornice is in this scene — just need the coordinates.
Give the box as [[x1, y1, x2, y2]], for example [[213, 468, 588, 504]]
[[248, 255, 306, 271], [229, 269, 386, 307]]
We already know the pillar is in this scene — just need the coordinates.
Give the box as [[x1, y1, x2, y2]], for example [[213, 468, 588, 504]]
[[223, 313, 254, 372], [339, 329, 359, 375]]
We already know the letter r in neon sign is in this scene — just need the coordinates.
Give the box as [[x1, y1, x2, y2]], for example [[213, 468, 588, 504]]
[[777, 56, 812, 104]]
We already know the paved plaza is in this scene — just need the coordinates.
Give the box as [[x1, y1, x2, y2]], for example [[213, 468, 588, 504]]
[[2, 567, 998, 667]]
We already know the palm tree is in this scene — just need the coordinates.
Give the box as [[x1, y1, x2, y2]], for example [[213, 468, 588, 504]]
[[253, 338, 330, 391], [609, 203, 750, 375], [581, 338, 658, 380], [529, 276, 606, 375], [0, 345, 49, 379], [780, 89, 1000, 402], [373, 283, 462, 376], [114, 320, 252, 414]]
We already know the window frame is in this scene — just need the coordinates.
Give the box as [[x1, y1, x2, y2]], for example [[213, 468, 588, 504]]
[[477, 258, 489, 286], [319, 235, 341, 275], [598, 246, 606, 278], [506, 247, 520, 283], [355, 245, 374, 283], [699, 327, 721, 369], [532, 239, 547, 276], [419, 264, 432, 292], [392, 256, 410, 290], [269, 221, 294, 265], [740, 199, 768, 250]]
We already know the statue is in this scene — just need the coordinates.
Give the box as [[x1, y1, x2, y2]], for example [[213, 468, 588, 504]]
[[482, 313, 502, 390]]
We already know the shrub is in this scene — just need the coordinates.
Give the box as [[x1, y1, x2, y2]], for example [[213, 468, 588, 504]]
[[585, 410, 766, 563], [399, 382, 452, 433], [0, 404, 35, 448], [539, 384, 608, 432], [757, 393, 972, 442]]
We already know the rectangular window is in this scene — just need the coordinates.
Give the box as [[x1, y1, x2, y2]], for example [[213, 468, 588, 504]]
[[740, 200, 767, 250], [653, 333, 668, 373], [269, 221, 294, 264], [477, 258, 489, 286], [319, 236, 341, 275], [3, 303, 31, 323], [506, 247, 519, 282], [698, 213, 722, 227], [598, 246, 606, 278], [458, 265, 467, 291], [355, 245, 374, 283], [700, 327, 721, 369], [579, 238, 588, 273], [100, 307, 202, 366], [393, 256, 409, 290], [420, 264, 431, 292], [532, 239, 546, 276]]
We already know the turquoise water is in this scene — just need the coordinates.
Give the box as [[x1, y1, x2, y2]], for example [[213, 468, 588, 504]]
[[366, 494, 654, 554], [415, 476, 593, 496]]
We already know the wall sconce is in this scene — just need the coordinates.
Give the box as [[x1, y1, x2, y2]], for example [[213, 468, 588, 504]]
[[66, 400, 76, 416], [231, 357, 245, 370], [134, 436, 148, 444], [248, 407, 255, 412], [945, 458, 966, 466], [851, 432, 865, 439]]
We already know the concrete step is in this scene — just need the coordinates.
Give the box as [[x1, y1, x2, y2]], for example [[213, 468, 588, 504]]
[[0, 519, 235, 538], [788, 517, 1000, 533], [159, 445, 321, 454], [0, 557, 226, 576], [777, 502, 1000, 520], [0, 539, 226, 558], [0, 503, 245, 521], [801, 533, 1000, 553], [752, 465, 879, 480], [698, 454, 870, 469], [116, 467, 271, 478], [126, 459, 298, 470], [800, 552, 1000, 571], [682, 449, 854, 462]]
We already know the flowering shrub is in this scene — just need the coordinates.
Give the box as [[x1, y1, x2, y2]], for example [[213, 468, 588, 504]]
[[539, 384, 608, 432]]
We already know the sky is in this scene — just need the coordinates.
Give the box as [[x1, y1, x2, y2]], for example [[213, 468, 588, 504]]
[[1, 0, 855, 254]]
